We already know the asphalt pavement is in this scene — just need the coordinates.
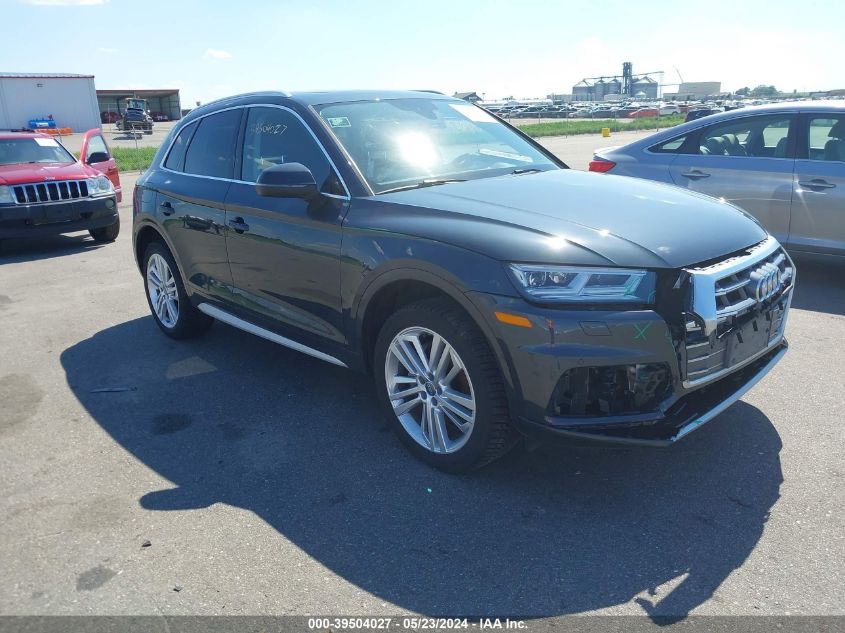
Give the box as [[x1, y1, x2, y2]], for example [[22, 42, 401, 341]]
[[1, 142, 843, 622]]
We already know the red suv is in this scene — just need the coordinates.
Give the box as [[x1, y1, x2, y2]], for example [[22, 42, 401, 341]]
[[0, 129, 121, 244]]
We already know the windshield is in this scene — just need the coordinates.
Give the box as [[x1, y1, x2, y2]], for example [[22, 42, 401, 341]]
[[0, 137, 77, 166], [316, 98, 559, 193], [127, 99, 147, 110]]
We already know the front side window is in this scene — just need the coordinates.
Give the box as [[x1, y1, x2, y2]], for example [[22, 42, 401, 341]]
[[698, 115, 793, 158], [241, 107, 334, 190], [316, 98, 558, 193], [0, 137, 76, 166], [184, 109, 241, 179], [807, 116, 845, 162], [85, 135, 110, 163]]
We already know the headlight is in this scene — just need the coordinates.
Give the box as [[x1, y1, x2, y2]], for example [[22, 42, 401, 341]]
[[87, 176, 114, 195], [508, 264, 656, 303], [0, 185, 13, 204]]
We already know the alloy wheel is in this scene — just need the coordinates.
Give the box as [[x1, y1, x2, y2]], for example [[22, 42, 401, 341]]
[[384, 326, 476, 454], [146, 253, 179, 328]]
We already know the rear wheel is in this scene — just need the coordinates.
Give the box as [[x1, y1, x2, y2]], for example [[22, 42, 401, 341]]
[[142, 241, 212, 339], [374, 298, 517, 471], [89, 217, 120, 242]]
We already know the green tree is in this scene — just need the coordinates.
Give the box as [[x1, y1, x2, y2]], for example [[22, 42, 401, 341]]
[[749, 85, 779, 98], [735, 86, 750, 96]]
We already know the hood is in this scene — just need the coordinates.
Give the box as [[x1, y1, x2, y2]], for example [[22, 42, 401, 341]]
[[0, 161, 97, 186], [370, 169, 768, 269]]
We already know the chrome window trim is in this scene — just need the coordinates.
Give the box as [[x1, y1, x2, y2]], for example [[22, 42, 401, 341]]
[[158, 103, 351, 200]]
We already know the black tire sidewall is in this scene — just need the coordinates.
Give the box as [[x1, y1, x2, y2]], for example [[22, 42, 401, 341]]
[[90, 216, 120, 242], [374, 303, 504, 472]]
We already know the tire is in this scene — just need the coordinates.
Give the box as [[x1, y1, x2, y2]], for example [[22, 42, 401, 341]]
[[89, 217, 120, 242], [142, 241, 213, 339], [374, 297, 517, 472]]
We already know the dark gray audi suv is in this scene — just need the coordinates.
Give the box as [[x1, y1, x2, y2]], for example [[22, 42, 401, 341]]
[[132, 90, 795, 471]]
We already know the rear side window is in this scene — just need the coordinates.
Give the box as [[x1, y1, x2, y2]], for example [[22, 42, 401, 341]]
[[698, 115, 794, 158], [164, 122, 196, 172], [184, 109, 242, 179]]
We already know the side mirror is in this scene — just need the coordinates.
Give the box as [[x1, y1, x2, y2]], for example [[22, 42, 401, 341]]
[[85, 151, 110, 164], [255, 163, 318, 199]]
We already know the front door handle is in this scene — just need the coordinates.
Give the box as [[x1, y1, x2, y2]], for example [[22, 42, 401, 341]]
[[798, 179, 835, 189], [228, 217, 250, 234], [681, 170, 711, 180], [159, 201, 174, 216]]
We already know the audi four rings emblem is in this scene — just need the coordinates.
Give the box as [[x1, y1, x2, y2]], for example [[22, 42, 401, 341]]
[[750, 263, 782, 302]]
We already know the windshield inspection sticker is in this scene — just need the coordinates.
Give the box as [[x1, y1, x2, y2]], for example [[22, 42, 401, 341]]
[[34, 137, 60, 147], [327, 116, 351, 128], [449, 103, 495, 123]]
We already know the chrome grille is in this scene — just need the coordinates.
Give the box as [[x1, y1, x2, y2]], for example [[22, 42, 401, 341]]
[[683, 237, 794, 386], [12, 180, 90, 204], [713, 251, 791, 325]]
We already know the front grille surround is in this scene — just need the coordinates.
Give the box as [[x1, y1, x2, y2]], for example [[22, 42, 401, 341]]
[[682, 236, 794, 387], [11, 179, 90, 205]]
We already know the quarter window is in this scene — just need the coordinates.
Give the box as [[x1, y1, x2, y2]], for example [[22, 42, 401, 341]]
[[164, 122, 196, 172], [698, 115, 793, 158], [649, 135, 689, 153], [241, 107, 336, 191], [807, 116, 845, 162], [183, 109, 242, 179]]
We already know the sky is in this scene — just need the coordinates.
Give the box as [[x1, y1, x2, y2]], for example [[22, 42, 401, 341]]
[[2, 0, 843, 106]]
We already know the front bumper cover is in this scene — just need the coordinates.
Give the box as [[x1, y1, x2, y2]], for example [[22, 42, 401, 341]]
[[0, 195, 117, 239], [467, 284, 790, 447], [521, 341, 787, 446]]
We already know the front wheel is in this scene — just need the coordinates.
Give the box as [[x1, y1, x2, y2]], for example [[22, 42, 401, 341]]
[[89, 217, 120, 242], [374, 298, 517, 472], [142, 241, 212, 339]]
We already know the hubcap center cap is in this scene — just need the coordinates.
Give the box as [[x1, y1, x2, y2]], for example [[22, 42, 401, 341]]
[[424, 382, 436, 396]]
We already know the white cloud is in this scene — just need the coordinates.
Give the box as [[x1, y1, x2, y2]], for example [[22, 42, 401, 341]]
[[204, 48, 232, 60], [22, 0, 109, 5], [96, 47, 118, 54]]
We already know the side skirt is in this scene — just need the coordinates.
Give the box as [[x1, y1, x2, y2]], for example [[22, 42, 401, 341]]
[[197, 303, 348, 368]]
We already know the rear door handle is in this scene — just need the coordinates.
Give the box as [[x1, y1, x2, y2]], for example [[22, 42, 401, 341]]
[[681, 170, 711, 180], [798, 179, 835, 189], [159, 201, 174, 216], [228, 217, 250, 234]]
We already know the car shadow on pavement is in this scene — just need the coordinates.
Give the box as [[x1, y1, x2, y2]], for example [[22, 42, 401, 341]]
[[60, 316, 783, 619], [789, 254, 845, 317], [0, 233, 107, 264]]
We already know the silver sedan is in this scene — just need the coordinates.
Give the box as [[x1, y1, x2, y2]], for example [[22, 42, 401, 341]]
[[591, 101, 845, 257]]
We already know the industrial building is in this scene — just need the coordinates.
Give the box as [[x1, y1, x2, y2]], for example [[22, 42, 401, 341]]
[[666, 82, 723, 100], [0, 72, 100, 131], [96, 88, 181, 121], [572, 62, 661, 101]]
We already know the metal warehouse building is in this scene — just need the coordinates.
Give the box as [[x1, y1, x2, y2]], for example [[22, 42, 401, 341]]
[[96, 88, 182, 121], [0, 72, 101, 131]]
